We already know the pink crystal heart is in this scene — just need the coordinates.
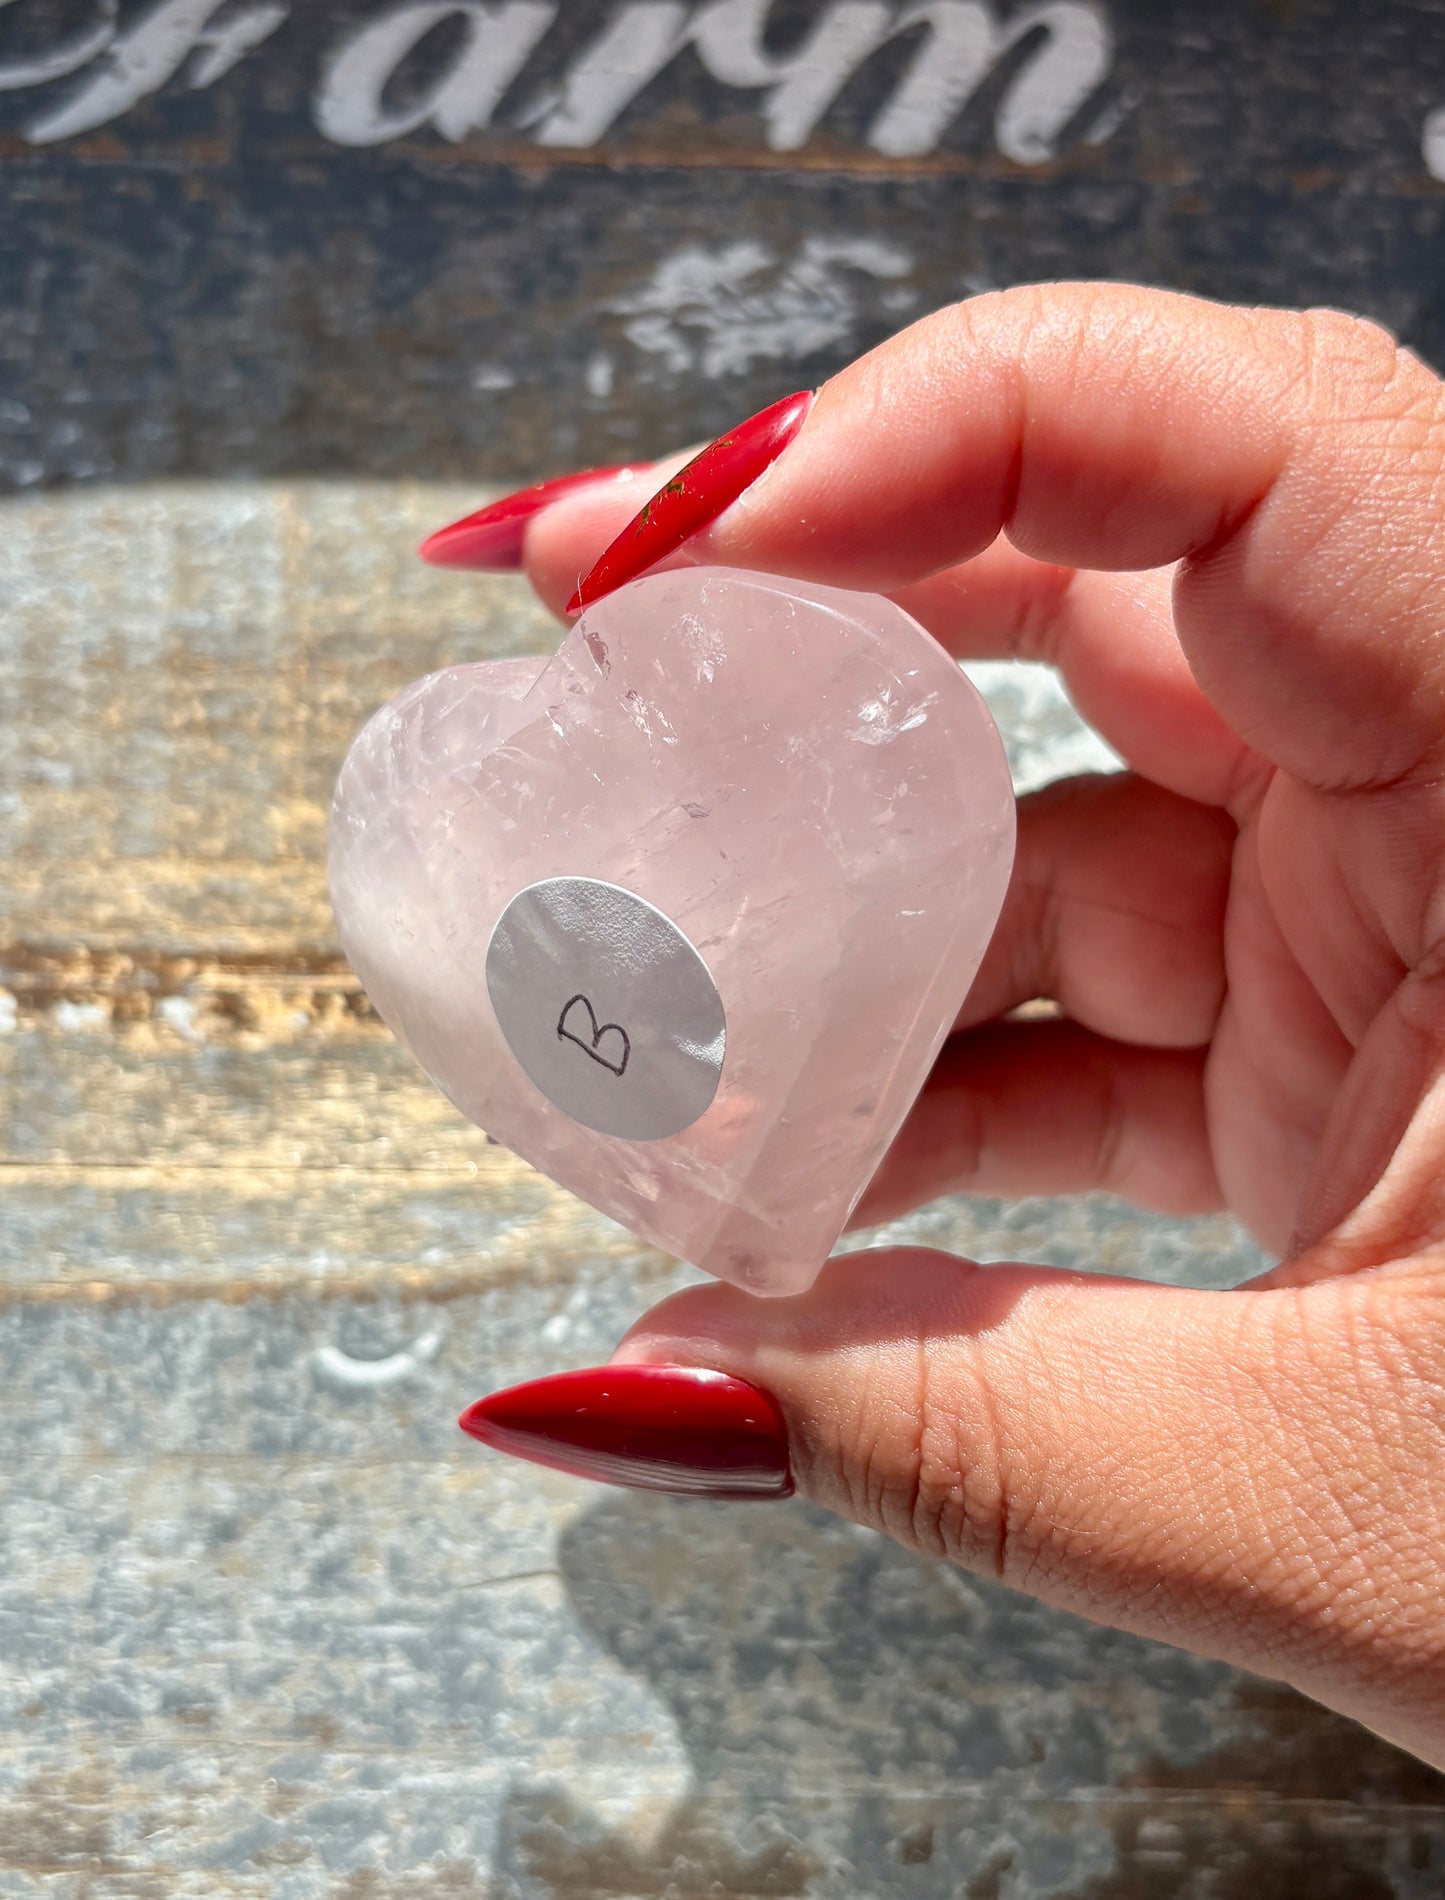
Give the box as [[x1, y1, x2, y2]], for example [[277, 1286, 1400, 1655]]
[[328, 568, 1015, 1295]]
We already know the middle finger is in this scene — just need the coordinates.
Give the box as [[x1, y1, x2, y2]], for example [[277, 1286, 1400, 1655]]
[[963, 772, 1236, 1050]]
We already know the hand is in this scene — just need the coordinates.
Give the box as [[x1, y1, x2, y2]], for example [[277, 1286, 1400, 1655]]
[[474, 286, 1445, 1765]]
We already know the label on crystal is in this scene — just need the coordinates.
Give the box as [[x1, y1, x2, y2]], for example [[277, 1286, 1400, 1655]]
[[485, 877, 725, 1141]]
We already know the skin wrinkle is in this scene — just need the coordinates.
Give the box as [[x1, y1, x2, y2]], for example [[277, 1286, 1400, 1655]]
[[852, 1343, 897, 1539], [1223, 631, 1445, 805], [908, 1330, 954, 1564], [1103, 301, 1274, 566], [879, 1353, 927, 1548], [987, 1317, 1055, 1592], [1415, 921, 1445, 992], [1365, 997, 1445, 1181], [1197, 1307, 1359, 1642], [933, 1063, 990, 1200], [993, 1345, 1052, 1591], [1237, 1304, 1348, 1602], [1142, 1304, 1365, 1660], [1383, 795, 1445, 962], [1269, 308, 1388, 432], [1256, 780, 1407, 1044], [1287, 1042, 1445, 1272], [872, 1029, 1221, 1219], [1208, 1022, 1321, 1249], [1024, 1310, 1218, 1618], [1008, 874, 1223, 950], [1040, 900, 1215, 1048], [931, 296, 1024, 571], [1003, 551, 1078, 665], [994, 880, 1050, 1023], [1005, 1375, 1102, 1603], [1084, 1040, 1133, 1199], [1220, 825, 1351, 1104], [1184, 429, 1443, 794], [1234, 1292, 1437, 1677], [958, 774, 1234, 1058], [945, 1283, 1019, 1581], [1213, 727, 1275, 830]]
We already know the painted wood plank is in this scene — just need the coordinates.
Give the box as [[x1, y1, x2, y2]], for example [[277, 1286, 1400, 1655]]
[[3, 2, 1445, 489]]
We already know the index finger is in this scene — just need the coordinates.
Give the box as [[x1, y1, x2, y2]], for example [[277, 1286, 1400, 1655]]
[[702, 284, 1445, 797]]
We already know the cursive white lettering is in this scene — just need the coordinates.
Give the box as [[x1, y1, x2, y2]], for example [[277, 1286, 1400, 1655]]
[[0, 0, 116, 94], [10, 0, 1122, 164], [533, 2, 688, 148], [25, 0, 286, 142], [690, 0, 895, 153], [869, 1, 1112, 162], [1425, 105, 1445, 184], [314, 0, 556, 145], [534, 0, 1111, 156]]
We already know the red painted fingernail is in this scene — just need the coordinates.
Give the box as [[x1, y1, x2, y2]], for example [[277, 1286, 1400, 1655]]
[[420, 464, 638, 570], [565, 389, 814, 614], [458, 1364, 793, 1500]]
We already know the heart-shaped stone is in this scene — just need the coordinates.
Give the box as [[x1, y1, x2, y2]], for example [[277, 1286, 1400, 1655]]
[[329, 568, 1014, 1295]]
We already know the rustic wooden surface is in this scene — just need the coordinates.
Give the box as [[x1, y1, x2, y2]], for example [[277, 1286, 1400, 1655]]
[[4, 0, 1445, 489], [3, 482, 1445, 1897]]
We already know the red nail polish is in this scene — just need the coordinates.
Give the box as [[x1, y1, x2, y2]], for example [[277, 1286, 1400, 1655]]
[[458, 1364, 793, 1499], [566, 390, 813, 614], [420, 465, 637, 570]]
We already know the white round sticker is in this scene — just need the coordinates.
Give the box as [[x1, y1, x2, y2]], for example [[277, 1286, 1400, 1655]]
[[485, 877, 726, 1141]]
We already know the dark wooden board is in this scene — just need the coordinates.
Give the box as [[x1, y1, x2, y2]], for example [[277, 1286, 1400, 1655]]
[[4, 0, 1445, 488]]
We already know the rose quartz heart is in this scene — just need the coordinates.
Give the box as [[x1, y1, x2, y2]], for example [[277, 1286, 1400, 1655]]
[[329, 568, 1014, 1295]]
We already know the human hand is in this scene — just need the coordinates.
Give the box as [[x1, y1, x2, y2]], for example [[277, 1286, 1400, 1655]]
[[439, 286, 1445, 1765]]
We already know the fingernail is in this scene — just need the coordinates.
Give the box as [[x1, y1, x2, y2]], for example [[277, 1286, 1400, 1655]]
[[565, 389, 814, 614], [458, 1364, 793, 1500], [420, 464, 638, 570]]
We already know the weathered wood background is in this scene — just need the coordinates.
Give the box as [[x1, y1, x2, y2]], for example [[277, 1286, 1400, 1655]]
[[5, 1, 1445, 1893], [5, 486, 1444, 1898], [3, 0, 1445, 487]]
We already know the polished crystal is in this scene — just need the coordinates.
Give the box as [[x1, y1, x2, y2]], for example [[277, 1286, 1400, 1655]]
[[328, 568, 1015, 1295]]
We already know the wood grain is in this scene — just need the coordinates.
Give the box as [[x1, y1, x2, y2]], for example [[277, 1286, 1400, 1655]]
[[1, 481, 1441, 1896], [4, 1, 1445, 490]]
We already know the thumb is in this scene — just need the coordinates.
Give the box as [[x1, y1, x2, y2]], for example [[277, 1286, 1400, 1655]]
[[614, 1248, 1445, 1763]]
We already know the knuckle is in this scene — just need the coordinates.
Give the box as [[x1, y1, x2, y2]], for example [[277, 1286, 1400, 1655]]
[[1299, 306, 1402, 381], [833, 1319, 1040, 1586], [1294, 307, 1443, 433], [1257, 308, 1445, 692], [908, 1347, 991, 1567]]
